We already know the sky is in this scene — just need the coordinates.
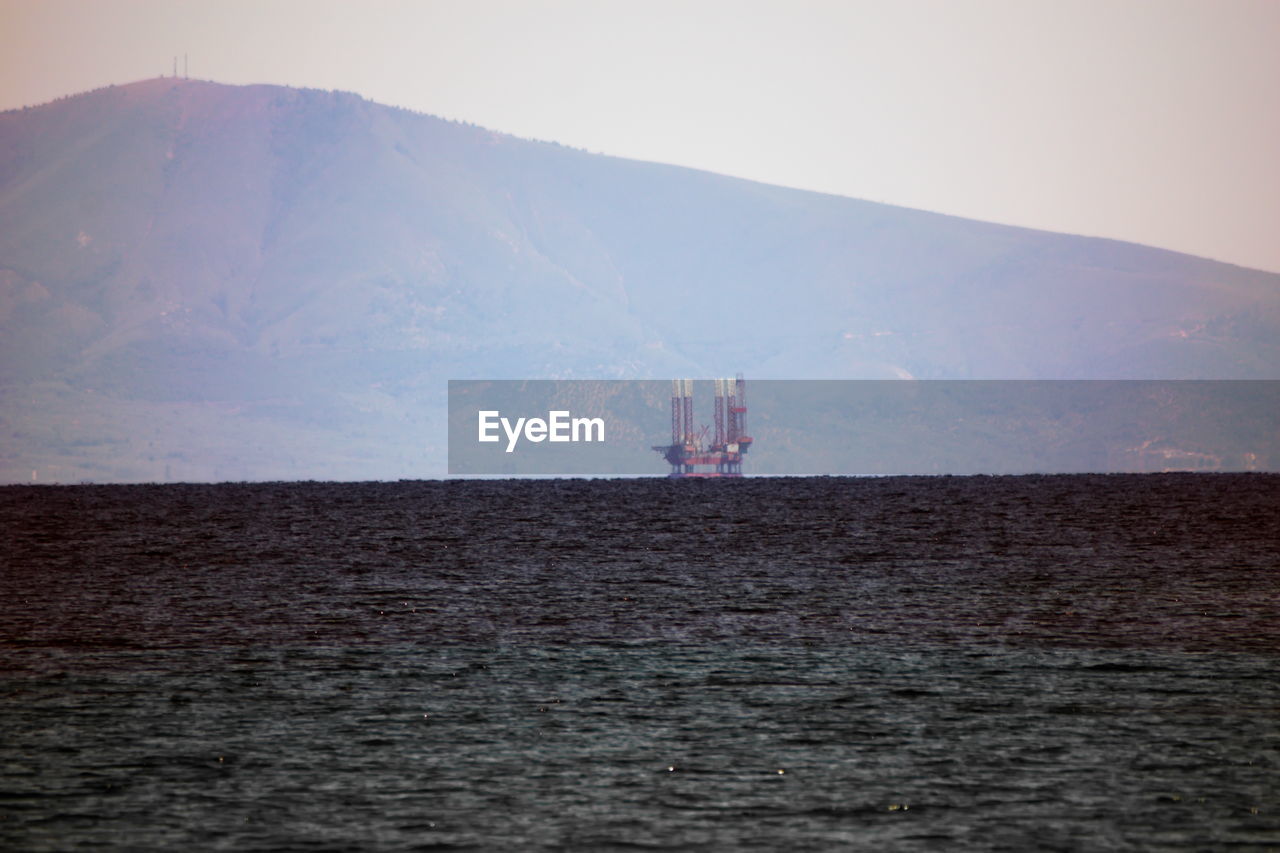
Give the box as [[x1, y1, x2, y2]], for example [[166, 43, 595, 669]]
[[2, 0, 1278, 273]]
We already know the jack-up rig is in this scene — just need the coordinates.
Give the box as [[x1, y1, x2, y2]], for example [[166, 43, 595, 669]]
[[652, 374, 754, 478]]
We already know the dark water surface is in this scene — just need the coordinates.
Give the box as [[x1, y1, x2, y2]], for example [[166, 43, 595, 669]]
[[2, 475, 1277, 850]]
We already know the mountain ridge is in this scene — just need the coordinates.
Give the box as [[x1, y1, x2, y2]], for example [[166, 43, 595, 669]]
[[2, 78, 1277, 481]]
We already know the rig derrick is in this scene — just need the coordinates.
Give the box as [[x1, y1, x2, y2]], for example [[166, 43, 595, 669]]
[[652, 374, 754, 478]]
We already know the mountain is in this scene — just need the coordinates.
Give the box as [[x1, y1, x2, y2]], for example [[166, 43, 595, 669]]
[[2, 78, 1278, 482]]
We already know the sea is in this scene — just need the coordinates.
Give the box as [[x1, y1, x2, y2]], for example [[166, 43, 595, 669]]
[[1, 474, 1277, 850]]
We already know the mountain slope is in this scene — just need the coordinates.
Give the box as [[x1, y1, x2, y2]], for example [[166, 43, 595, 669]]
[[1, 78, 1277, 481]]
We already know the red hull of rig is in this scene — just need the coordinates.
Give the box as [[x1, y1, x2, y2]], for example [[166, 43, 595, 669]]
[[652, 374, 754, 478]]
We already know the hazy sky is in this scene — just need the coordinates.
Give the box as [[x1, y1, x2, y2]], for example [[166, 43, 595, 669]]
[[3, 0, 1278, 273]]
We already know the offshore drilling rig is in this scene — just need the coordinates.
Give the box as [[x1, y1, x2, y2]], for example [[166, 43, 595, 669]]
[[652, 374, 754, 477]]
